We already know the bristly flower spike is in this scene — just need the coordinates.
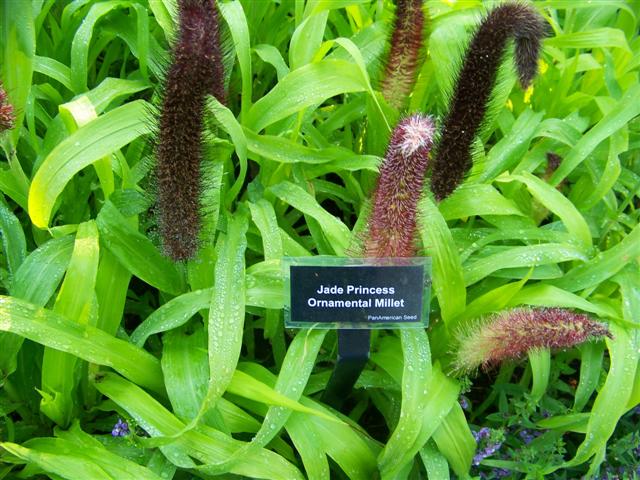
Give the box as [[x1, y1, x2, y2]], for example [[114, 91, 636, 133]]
[[454, 307, 611, 375], [156, 0, 225, 261], [364, 114, 435, 258], [430, 2, 547, 201], [0, 82, 15, 133], [380, 0, 426, 110]]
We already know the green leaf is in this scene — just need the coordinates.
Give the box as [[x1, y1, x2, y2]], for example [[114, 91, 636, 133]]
[[528, 348, 550, 403], [550, 84, 640, 185], [3, 423, 163, 480], [219, 0, 252, 119], [503, 172, 592, 250], [551, 223, 640, 292], [245, 60, 367, 132], [29, 100, 151, 228], [464, 243, 588, 286], [269, 181, 350, 256], [70, 1, 149, 93], [574, 342, 605, 412], [439, 184, 524, 220], [0, 0, 35, 146], [0, 236, 74, 377], [558, 268, 640, 472], [378, 329, 432, 479], [131, 289, 210, 347], [41, 221, 100, 426], [245, 127, 380, 166], [545, 28, 631, 51], [96, 201, 184, 295], [161, 324, 210, 422], [432, 402, 475, 478], [418, 196, 466, 323], [0, 201, 26, 282], [421, 440, 450, 480], [478, 109, 544, 182], [0, 296, 164, 393], [206, 97, 247, 208], [201, 210, 249, 413], [95, 372, 303, 480], [289, 11, 328, 70]]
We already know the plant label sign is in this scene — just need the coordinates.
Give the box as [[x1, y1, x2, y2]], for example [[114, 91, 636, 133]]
[[283, 257, 431, 329]]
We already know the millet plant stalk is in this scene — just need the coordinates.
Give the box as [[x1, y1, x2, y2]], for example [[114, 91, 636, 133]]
[[155, 0, 225, 261], [380, 0, 426, 110], [364, 114, 435, 257], [454, 307, 611, 374], [430, 2, 547, 200]]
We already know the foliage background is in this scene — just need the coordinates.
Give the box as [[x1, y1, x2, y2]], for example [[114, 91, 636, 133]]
[[0, 0, 639, 478]]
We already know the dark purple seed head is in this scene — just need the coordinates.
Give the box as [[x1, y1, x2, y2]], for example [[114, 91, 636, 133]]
[[364, 114, 435, 258], [380, 0, 426, 110], [155, 0, 225, 261], [430, 2, 547, 201]]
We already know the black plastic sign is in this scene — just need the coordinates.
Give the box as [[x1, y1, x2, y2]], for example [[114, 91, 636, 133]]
[[283, 257, 430, 329]]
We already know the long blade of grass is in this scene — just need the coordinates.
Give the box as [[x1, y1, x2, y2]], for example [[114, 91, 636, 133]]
[[0, 236, 73, 377], [269, 181, 350, 255], [95, 372, 303, 479], [503, 172, 592, 250], [464, 243, 588, 286], [378, 329, 432, 479], [219, 0, 252, 119], [432, 402, 475, 478], [245, 59, 367, 132], [557, 266, 640, 472], [551, 223, 640, 292], [29, 100, 151, 228], [200, 210, 249, 415], [549, 84, 640, 186], [418, 196, 466, 323], [0, 201, 26, 283], [41, 221, 100, 426], [0, 296, 164, 393], [96, 201, 184, 295]]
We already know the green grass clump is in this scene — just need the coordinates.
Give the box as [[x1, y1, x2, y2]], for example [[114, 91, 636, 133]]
[[0, 1, 639, 479]]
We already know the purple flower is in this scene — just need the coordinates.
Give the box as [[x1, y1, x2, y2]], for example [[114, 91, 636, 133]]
[[111, 418, 130, 437], [459, 395, 471, 411], [473, 427, 491, 442], [519, 428, 543, 445]]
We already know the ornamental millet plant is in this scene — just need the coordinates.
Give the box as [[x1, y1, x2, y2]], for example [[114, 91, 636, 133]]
[[0, 82, 14, 133], [454, 308, 612, 374], [380, 0, 426, 110], [363, 114, 435, 257], [155, 0, 225, 261], [430, 2, 547, 200]]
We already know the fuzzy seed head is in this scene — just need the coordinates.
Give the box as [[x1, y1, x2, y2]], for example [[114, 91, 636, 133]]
[[454, 308, 611, 375], [364, 114, 435, 258], [380, 0, 426, 110], [155, 0, 225, 261], [430, 2, 547, 201], [0, 83, 15, 133]]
